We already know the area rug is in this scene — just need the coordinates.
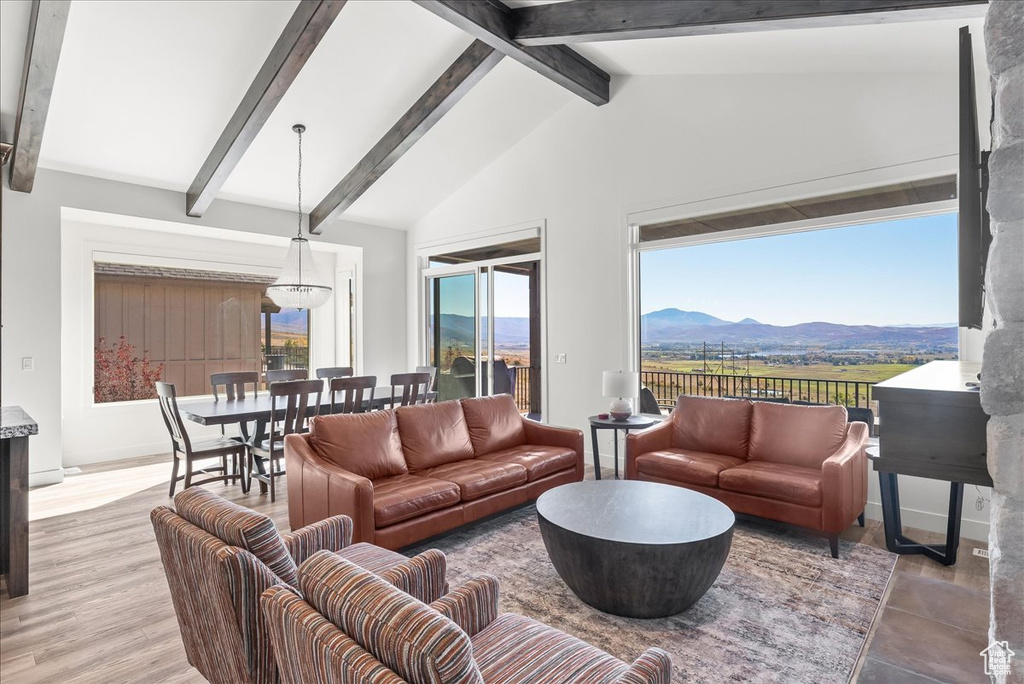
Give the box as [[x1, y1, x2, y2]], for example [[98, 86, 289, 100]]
[[407, 505, 896, 684]]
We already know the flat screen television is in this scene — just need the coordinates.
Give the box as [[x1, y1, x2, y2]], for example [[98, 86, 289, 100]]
[[958, 26, 991, 330]]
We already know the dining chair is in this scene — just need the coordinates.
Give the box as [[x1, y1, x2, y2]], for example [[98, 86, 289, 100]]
[[249, 379, 323, 502], [414, 365, 438, 399], [156, 382, 249, 497], [210, 371, 260, 447], [390, 372, 431, 408], [327, 375, 377, 414], [266, 369, 308, 383], [315, 366, 354, 380]]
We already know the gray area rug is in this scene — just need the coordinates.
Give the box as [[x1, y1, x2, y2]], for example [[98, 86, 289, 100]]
[[407, 505, 896, 684]]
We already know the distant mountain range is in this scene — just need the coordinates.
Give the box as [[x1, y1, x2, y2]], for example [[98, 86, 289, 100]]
[[640, 308, 957, 348], [438, 315, 530, 345]]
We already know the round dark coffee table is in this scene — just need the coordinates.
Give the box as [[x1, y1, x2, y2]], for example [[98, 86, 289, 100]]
[[536, 480, 734, 618]]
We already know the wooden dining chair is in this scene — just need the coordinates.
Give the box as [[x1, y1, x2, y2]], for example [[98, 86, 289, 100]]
[[316, 366, 354, 380], [415, 365, 438, 399], [390, 372, 431, 408], [266, 368, 308, 383], [156, 382, 249, 496], [249, 379, 323, 502], [210, 371, 260, 447], [328, 375, 377, 414]]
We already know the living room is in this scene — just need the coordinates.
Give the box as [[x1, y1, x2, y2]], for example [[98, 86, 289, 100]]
[[1, 1, 1021, 683]]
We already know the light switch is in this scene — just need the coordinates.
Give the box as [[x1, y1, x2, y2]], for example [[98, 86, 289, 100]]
[[555, 353, 566, 364], [22, 357, 34, 371]]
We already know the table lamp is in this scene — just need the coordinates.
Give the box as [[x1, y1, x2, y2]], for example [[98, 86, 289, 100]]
[[603, 370, 639, 420]]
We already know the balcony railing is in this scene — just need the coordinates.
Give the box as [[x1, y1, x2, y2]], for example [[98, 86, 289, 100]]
[[641, 370, 874, 411], [509, 365, 538, 414], [264, 345, 309, 372]]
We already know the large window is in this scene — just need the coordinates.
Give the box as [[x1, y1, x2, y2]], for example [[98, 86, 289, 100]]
[[93, 263, 311, 403], [637, 213, 958, 412]]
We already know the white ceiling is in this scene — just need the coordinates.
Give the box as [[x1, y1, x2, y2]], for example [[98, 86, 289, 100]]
[[0, 1, 989, 231]]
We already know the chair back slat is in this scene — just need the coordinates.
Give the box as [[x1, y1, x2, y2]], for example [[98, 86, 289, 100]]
[[211, 371, 260, 401], [269, 379, 323, 443], [156, 382, 191, 453], [390, 372, 431, 407], [315, 366, 354, 380], [265, 369, 308, 384], [414, 365, 438, 393], [329, 375, 377, 414]]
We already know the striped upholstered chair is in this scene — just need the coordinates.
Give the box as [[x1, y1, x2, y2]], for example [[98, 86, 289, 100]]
[[262, 551, 672, 684], [151, 488, 448, 684]]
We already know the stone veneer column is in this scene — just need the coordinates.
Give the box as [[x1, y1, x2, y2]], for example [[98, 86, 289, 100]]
[[982, 2, 1024, 683]]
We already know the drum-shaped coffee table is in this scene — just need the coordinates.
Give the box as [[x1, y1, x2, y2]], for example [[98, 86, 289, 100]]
[[537, 480, 734, 618]]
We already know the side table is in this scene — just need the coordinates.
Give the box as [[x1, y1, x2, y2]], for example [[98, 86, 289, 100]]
[[588, 415, 656, 480]]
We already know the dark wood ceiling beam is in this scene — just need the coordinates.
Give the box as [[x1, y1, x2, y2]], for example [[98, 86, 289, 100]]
[[9, 0, 71, 193], [414, 0, 609, 106], [185, 0, 346, 217], [310, 40, 503, 233], [513, 0, 990, 45]]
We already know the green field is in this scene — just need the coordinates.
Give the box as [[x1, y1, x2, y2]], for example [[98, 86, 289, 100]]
[[641, 358, 923, 384]]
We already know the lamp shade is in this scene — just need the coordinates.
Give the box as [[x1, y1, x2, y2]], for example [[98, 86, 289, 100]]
[[266, 236, 332, 310], [603, 370, 639, 398]]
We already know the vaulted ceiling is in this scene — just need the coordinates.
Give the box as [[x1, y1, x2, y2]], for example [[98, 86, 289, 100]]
[[0, 0, 987, 231]]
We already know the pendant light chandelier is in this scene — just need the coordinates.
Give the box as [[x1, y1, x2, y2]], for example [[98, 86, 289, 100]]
[[266, 124, 332, 310]]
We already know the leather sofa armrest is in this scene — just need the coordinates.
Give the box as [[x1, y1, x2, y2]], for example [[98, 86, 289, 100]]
[[430, 575, 500, 638], [285, 434, 375, 544], [613, 648, 673, 684], [821, 421, 869, 533], [281, 515, 354, 566], [522, 419, 585, 479], [625, 421, 673, 480], [378, 549, 448, 605]]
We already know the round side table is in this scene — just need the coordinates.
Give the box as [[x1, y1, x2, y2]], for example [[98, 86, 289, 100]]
[[588, 414, 656, 479]]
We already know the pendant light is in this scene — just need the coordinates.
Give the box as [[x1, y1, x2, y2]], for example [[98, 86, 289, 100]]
[[266, 124, 332, 310]]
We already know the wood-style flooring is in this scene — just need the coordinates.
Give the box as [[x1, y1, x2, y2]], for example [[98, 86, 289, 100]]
[[0, 454, 991, 683]]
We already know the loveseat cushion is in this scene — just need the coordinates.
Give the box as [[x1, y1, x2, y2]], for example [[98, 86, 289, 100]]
[[472, 613, 628, 684], [748, 401, 848, 469], [372, 474, 461, 528], [634, 449, 745, 487], [298, 552, 483, 684], [397, 401, 475, 471], [421, 460, 528, 501], [309, 410, 408, 480], [174, 486, 298, 586], [671, 396, 752, 459], [460, 395, 526, 455], [479, 445, 577, 482], [718, 461, 823, 507]]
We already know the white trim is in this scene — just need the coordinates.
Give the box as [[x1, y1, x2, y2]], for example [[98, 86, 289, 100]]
[[415, 220, 542, 256]]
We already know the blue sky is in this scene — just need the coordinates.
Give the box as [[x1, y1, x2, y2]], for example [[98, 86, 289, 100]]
[[640, 213, 958, 326], [436, 270, 531, 318]]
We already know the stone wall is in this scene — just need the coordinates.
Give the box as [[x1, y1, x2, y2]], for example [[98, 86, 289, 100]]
[[982, 2, 1024, 682]]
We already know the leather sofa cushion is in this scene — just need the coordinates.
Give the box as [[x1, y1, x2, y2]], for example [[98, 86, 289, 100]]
[[421, 460, 527, 501], [748, 401, 848, 469], [634, 449, 745, 488], [460, 395, 526, 455], [372, 474, 461, 528], [671, 396, 752, 459], [309, 410, 408, 480], [718, 462, 823, 507], [397, 401, 475, 471], [479, 445, 577, 482]]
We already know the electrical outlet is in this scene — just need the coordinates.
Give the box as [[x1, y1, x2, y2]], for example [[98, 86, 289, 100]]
[[555, 353, 567, 364], [21, 357, 33, 371], [973, 547, 990, 559]]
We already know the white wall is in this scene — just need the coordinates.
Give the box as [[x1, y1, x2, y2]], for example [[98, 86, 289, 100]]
[[1, 168, 407, 485], [410, 71, 991, 540]]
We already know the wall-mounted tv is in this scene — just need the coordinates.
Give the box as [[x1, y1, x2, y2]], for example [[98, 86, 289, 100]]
[[958, 26, 991, 330]]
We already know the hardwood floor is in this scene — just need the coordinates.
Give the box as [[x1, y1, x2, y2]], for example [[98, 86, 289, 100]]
[[0, 455, 991, 683]]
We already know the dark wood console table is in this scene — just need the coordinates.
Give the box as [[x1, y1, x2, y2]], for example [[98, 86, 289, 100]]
[[2, 406, 37, 597], [872, 361, 990, 566]]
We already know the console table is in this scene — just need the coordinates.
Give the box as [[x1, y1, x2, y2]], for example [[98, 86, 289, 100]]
[[872, 361, 990, 566], [1, 406, 37, 597]]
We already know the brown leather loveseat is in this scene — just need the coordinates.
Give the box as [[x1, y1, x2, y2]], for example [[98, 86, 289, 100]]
[[285, 394, 584, 549], [626, 395, 868, 557]]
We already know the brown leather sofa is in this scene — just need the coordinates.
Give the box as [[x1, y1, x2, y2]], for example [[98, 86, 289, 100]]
[[626, 395, 868, 557], [285, 394, 584, 549]]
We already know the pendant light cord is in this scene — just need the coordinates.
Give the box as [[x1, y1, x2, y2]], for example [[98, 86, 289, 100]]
[[296, 126, 303, 239]]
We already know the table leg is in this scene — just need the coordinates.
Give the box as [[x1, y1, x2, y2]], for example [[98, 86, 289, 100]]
[[878, 470, 964, 566], [613, 430, 620, 480], [3, 437, 29, 597], [590, 425, 601, 480]]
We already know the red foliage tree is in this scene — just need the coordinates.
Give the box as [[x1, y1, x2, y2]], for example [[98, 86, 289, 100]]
[[94, 336, 164, 403]]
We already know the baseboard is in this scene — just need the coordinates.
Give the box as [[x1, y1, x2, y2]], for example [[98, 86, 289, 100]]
[[62, 441, 169, 467], [29, 468, 64, 487], [864, 501, 989, 543]]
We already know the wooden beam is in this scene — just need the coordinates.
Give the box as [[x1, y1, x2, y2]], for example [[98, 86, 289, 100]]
[[9, 1, 70, 194], [414, 0, 609, 106], [513, 0, 990, 45], [310, 40, 502, 233], [185, 0, 345, 217]]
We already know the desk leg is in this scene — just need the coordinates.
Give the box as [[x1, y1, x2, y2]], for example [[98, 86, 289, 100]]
[[3, 437, 29, 597], [878, 471, 964, 566], [590, 425, 601, 480]]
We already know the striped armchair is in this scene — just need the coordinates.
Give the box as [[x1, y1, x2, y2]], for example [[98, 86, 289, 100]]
[[151, 488, 448, 684], [262, 551, 672, 684]]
